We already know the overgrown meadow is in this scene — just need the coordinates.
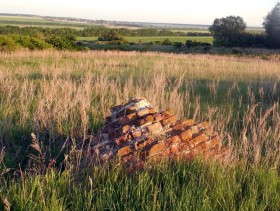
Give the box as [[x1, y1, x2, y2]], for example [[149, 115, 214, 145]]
[[0, 50, 280, 210]]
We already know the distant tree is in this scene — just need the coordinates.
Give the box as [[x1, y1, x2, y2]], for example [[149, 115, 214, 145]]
[[98, 30, 128, 44], [209, 16, 247, 46], [162, 38, 172, 45], [263, 2, 280, 48]]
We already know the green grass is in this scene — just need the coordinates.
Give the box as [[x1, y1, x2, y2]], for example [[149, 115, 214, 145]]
[[0, 51, 279, 210], [1, 161, 279, 210], [77, 36, 213, 44]]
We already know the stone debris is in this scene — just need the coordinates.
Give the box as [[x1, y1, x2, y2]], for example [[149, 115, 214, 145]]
[[92, 98, 229, 171]]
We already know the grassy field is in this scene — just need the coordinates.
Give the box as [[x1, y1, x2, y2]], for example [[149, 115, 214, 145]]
[[0, 15, 96, 29], [77, 36, 213, 44], [0, 50, 280, 210]]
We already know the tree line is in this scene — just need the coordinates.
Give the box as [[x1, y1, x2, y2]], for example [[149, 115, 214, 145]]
[[209, 2, 280, 48], [0, 26, 194, 38]]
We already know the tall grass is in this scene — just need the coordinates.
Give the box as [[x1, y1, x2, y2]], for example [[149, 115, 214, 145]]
[[0, 50, 280, 210]]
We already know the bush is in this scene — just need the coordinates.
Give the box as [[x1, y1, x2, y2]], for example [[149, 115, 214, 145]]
[[14, 35, 52, 50], [0, 35, 18, 52], [163, 38, 172, 45], [98, 30, 128, 45], [186, 40, 211, 48], [173, 42, 184, 48], [46, 36, 78, 50]]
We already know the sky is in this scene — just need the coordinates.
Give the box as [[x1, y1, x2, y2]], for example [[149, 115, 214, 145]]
[[0, 0, 279, 26]]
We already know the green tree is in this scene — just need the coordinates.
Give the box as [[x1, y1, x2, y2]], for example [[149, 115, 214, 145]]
[[162, 38, 172, 45], [98, 30, 128, 44], [209, 16, 247, 46], [263, 2, 280, 48]]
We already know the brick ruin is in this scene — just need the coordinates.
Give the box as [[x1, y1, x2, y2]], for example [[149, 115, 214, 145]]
[[92, 98, 229, 170]]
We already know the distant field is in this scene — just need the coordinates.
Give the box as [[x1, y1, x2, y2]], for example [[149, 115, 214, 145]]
[[77, 36, 214, 44], [0, 15, 96, 29]]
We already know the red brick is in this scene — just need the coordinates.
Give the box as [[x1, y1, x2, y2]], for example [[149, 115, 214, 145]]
[[115, 135, 129, 146], [137, 108, 150, 117], [162, 108, 174, 117], [172, 123, 186, 131], [134, 138, 154, 150], [119, 113, 137, 125], [121, 125, 131, 134], [153, 113, 163, 122], [126, 105, 137, 115], [201, 136, 219, 151], [190, 125, 200, 134], [116, 109, 126, 118], [197, 121, 209, 130], [181, 119, 195, 127], [137, 115, 154, 126], [131, 130, 142, 139], [118, 146, 132, 157], [166, 135, 181, 146], [161, 115, 177, 127], [178, 142, 191, 152], [121, 154, 134, 163], [145, 114, 154, 123], [148, 142, 166, 156], [190, 133, 209, 147], [179, 129, 192, 142], [147, 122, 162, 133]]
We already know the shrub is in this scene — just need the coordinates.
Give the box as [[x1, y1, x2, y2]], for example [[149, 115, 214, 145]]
[[173, 42, 184, 48], [163, 38, 172, 45], [14, 35, 52, 50], [46, 36, 78, 50], [0, 35, 18, 52]]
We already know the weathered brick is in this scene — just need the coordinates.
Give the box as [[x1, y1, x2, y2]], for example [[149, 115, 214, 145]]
[[166, 135, 181, 146], [119, 113, 137, 125], [115, 135, 129, 146], [147, 122, 162, 133], [116, 109, 127, 118], [118, 146, 132, 157], [93, 98, 229, 169], [148, 142, 166, 157], [178, 142, 191, 152], [172, 123, 186, 132], [190, 125, 200, 134], [131, 130, 142, 139], [137, 108, 154, 118], [145, 114, 154, 123], [121, 125, 131, 134], [197, 121, 209, 130], [134, 138, 155, 150], [179, 129, 192, 142], [137, 114, 154, 126], [153, 113, 163, 122], [162, 108, 174, 117], [182, 119, 195, 127], [161, 115, 177, 127], [190, 133, 209, 147], [126, 105, 137, 114]]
